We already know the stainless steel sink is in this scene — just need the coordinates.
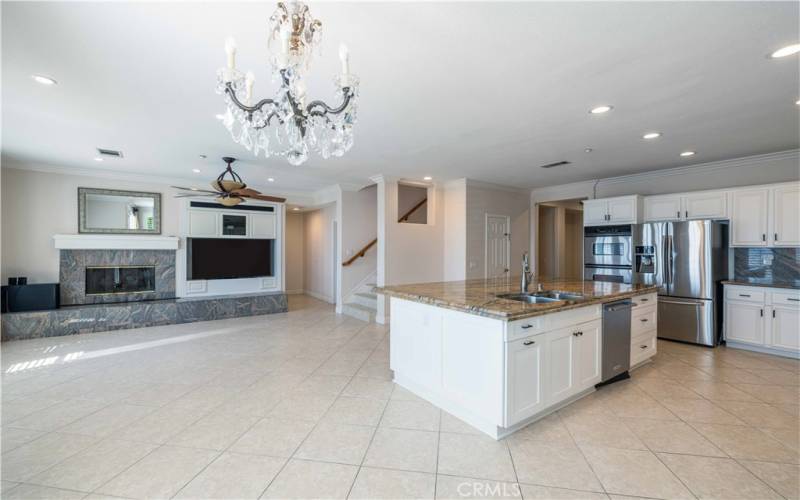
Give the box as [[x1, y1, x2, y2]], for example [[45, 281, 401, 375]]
[[496, 290, 587, 304], [496, 293, 560, 304], [534, 291, 587, 301]]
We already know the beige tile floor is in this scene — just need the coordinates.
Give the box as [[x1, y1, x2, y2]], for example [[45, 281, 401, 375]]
[[2, 295, 799, 499]]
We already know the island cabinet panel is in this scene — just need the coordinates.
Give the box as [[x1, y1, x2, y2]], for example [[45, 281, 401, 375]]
[[576, 320, 602, 388], [389, 298, 444, 389], [547, 327, 578, 402], [506, 335, 546, 424]]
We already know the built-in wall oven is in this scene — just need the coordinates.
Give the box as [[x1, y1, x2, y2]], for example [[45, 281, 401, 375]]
[[584, 225, 633, 284]]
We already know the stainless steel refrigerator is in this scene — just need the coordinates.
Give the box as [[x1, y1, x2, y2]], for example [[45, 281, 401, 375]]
[[633, 220, 728, 346]]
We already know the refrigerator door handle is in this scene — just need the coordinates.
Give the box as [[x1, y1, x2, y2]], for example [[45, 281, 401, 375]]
[[659, 297, 705, 307]]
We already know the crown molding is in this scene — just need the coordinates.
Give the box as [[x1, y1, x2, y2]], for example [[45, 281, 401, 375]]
[[465, 178, 530, 195]]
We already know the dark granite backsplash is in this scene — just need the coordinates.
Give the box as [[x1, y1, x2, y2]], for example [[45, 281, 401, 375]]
[[733, 247, 800, 285]]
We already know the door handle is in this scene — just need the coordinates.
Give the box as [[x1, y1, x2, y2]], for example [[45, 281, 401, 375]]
[[774, 233, 778, 242], [760, 309, 764, 317], [659, 298, 704, 307], [762, 234, 766, 242], [521, 324, 533, 329], [772, 309, 776, 318], [739, 294, 751, 298], [523, 340, 536, 346]]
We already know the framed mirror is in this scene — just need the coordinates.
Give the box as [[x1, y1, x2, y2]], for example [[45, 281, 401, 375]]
[[78, 188, 162, 234]]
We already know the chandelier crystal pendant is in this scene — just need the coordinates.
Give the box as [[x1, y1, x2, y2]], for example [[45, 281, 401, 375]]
[[215, 1, 359, 166]]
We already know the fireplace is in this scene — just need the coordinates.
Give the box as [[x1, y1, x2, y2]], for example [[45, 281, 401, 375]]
[[85, 266, 156, 296]]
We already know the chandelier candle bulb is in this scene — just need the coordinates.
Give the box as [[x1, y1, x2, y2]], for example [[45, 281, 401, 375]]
[[225, 37, 237, 69], [245, 71, 255, 103], [339, 43, 350, 75]]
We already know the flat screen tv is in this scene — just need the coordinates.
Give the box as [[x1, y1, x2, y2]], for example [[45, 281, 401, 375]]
[[187, 238, 273, 280]]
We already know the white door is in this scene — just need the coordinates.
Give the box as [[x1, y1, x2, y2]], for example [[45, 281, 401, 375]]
[[506, 335, 546, 425], [725, 302, 765, 345], [546, 327, 577, 402], [772, 184, 800, 246], [644, 196, 682, 222], [770, 306, 800, 352], [485, 215, 510, 278], [583, 200, 608, 225], [731, 188, 769, 246], [608, 197, 637, 223], [575, 320, 602, 388], [684, 192, 727, 220]]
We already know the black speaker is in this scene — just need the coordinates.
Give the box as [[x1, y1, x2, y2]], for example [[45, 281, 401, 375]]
[[1, 284, 60, 313]]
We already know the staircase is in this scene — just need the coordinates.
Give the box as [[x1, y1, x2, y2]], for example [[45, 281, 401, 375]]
[[341, 276, 378, 322]]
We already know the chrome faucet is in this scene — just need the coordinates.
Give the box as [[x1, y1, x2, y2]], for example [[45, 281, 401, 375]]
[[521, 252, 532, 292]]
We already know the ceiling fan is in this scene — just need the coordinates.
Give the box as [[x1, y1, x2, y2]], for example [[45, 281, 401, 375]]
[[172, 157, 286, 207]]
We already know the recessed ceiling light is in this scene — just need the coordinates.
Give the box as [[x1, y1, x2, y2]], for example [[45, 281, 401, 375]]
[[32, 75, 57, 85], [680, 151, 696, 157], [423, 176, 432, 181], [192, 168, 201, 173], [643, 132, 661, 140], [589, 105, 613, 114], [584, 148, 593, 153], [770, 43, 800, 58], [293, 207, 301, 211], [93, 157, 103, 162], [796, 99, 800, 105], [267, 177, 275, 182]]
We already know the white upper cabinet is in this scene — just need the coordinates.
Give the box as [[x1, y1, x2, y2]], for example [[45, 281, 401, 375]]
[[643, 191, 727, 222], [188, 211, 218, 237], [684, 191, 728, 219], [251, 213, 277, 239], [583, 196, 641, 226], [731, 188, 770, 246], [644, 195, 682, 222], [771, 184, 800, 246]]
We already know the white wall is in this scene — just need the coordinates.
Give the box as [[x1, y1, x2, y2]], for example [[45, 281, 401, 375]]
[[303, 204, 336, 303], [465, 180, 530, 279], [443, 179, 467, 281], [340, 185, 377, 303], [1, 167, 181, 284], [285, 213, 305, 294]]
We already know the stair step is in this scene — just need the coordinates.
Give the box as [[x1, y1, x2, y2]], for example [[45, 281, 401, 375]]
[[342, 303, 376, 323], [353, 292, 378, 309]]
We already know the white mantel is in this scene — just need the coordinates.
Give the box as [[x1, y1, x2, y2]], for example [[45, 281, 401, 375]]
[[53, 234, 180, 250]]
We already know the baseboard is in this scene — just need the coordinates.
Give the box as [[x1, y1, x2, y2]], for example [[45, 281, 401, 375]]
[[304, 289, 334, 304], [285, 289, 305, 295], [725, 341, 800, 360]]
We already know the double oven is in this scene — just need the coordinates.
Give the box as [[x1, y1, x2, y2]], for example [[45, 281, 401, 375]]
[[583, 225, 633, 283]]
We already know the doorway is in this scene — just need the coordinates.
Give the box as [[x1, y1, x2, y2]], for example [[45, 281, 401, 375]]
[[536, 199, 584, 279], [485, 214, 511, 278]]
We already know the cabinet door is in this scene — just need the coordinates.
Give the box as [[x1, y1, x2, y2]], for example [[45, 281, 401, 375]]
[[608, 197, 637, 223], [575, 320, 602, 389], [506, 336, 546, 424], [251, 213, 276, 238], [725, 301, 765, 345], [731, 189, 769, 246], [583, 200, 608, 225], [772, 184, 800, 246], [188, 211, 218, 237], [546, 327, 577, 402], [644, 196, 682, 222], [684, 191, 727, 220], [771, 306, 800, 352]]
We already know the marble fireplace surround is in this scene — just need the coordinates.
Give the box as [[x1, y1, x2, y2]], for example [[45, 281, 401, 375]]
[[55, 234, 180, 305]]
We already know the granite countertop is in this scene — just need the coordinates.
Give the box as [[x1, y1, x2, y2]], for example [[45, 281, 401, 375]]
[[375, 277, 658, 321], [722, 280, 800, 290]]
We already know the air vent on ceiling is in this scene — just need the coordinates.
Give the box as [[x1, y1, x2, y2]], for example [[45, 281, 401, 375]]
[[96, 148, 123, 158], [539, 160, 571, 169]]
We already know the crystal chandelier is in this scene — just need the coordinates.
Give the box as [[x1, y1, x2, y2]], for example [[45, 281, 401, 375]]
[[216, 1, 359, 166]]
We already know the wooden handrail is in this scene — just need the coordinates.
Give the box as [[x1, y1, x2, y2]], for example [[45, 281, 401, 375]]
[[342, 238, 377, 266], [398, 197, 427, 223], [341, 198, 427, 267]]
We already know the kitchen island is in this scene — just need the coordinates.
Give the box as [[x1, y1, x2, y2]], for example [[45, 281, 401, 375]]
[[376, 278, 658, 439]]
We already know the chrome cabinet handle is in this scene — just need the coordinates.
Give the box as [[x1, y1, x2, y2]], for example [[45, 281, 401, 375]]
[[775, 233, 779, 241], [641, 298, 648, 302], [521, 324, 533, 329], [762, 234, 766, 242], [788, 298, 800, 302], [772, 310, 776, 318], [760, 309, 764, 317], [572, 331, 584, 336], [640, 345, 648, 349], [640, 318, 648, 322], [676, 211, 680, 218], [523, 340, 535, 346], [739, 294, 751, 297], [685, 210, 688, 218]]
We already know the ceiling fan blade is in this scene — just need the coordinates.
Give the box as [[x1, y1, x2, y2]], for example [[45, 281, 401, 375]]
[[174, 193, 214, 198], [232, 188, 287, 203], [171, 186, 221, 194]]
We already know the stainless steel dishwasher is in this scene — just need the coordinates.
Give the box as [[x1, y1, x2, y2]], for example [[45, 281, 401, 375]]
[[598, 299, 632, 386]]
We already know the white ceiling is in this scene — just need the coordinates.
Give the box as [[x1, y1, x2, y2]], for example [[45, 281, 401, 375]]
[[2, 2, 799, 195]]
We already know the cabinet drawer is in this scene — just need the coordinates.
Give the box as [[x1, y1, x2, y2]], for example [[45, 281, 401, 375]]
[[725, 287, 765, 304], [772, 291, 800, 307], [631, 332, 657, 366], [632, 307, 657, 336], [632, 293, 657, 307], [507, 316, 547, 340]]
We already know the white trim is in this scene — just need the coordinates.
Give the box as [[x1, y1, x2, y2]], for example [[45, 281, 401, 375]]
[[305, 289, 334, 304], [725, 341, 800, 360], [54, 234, 179, 250], [285, 289, 305, 295], [484, 213, 511, 279], [343, 270, 378, 306]]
